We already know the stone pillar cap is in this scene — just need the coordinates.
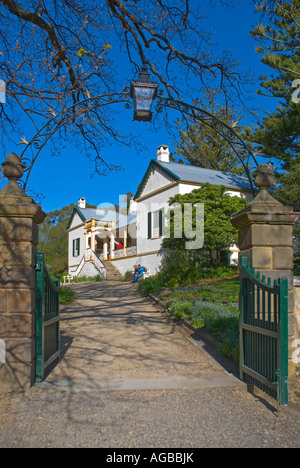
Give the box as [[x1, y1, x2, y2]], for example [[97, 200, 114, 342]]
[[249, 163, 282, 206], [231, 163, 300, 228], [0, 153, 46, 223], [2, 153, 25, 180]]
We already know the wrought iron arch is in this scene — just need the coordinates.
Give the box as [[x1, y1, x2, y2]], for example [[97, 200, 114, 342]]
[[155, 95, 258, 196], [19, 87, 258, 195], [20, 89, 133, 190]]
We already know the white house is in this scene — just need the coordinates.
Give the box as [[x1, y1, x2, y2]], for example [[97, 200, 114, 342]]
[[67, 145, 254, 278], [66, 197, 137, 278]]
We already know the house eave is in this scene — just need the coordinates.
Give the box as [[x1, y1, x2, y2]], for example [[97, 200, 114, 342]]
[[134, 159, 180, 200], [66, 206, 86, 231]]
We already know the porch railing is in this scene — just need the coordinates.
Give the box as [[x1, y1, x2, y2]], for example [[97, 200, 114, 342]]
[[106, 246, 137, 259]]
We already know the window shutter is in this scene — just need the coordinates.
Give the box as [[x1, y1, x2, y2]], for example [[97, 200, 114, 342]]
[[148, 212, 152, 239], [159, 209, 163, 237], [73, 238, 80, 256]]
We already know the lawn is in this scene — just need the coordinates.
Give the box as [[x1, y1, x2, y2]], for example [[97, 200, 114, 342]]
[[158, 276, 240, 304], [208, 277, 240, 296]]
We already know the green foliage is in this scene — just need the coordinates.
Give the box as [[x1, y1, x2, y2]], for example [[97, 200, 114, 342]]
[[173, 90, 246, 175], [294, 225, 300, 275], [144, 184, 247, 288], [139, 273, 241, 361], [38, 202, 96, 274], [38, 204, 76, 274], [160, 279, 239, 303], [163, 184, 248, 262], [73, 275, 102, 282], [275, 162, 300, 210], [157, 250, 238, 288], [138, 265, 239, 297], [210, 265, 238, 279], [159, 249, 204, 288], [166, 296, 240, 362], [137, 275, 163, 295], [294, 263, 300, 276], [246, 0, 300, 209], [51, 271, 68, 283], [208, 276, 240, 296], [59, 286, 75, 303], [122, 270, 133, 282]]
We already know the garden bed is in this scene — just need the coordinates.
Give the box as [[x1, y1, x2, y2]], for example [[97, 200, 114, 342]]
[[142, 275, 300, 410], [147, 277, 240, 363]]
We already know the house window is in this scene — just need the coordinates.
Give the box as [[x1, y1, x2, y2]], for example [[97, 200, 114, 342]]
[[148, 209, 163, 239], [73, 238, 80, 257]]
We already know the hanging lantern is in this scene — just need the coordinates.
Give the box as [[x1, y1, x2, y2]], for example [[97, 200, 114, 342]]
[[130, 65, 158, 122]]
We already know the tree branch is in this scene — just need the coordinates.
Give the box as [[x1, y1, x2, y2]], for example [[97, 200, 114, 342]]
[[1, 0, 78, 101]]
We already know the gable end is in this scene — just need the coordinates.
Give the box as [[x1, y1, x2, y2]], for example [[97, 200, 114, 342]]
[[66, 206, 86, 231], [134, 159, 180, 199]]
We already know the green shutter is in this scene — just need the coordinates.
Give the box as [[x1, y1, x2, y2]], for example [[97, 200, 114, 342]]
[[73, 238, 80, 256], [159, 209, 163, 237], [148, 212, 152, 239]]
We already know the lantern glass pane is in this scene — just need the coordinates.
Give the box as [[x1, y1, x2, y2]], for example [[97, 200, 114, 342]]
[[134, 87, 155, 111]]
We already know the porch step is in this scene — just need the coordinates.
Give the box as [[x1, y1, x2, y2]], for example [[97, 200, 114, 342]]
[[78, 260, 102, 279], [104, 261, 123, 281]]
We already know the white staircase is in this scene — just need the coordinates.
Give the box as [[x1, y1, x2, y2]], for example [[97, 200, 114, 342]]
[[73, 249, 106, 279]]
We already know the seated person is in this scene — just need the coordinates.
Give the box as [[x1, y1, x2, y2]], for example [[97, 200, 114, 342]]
[[131, 265, 138, 283], [132, 264, 145, 283]]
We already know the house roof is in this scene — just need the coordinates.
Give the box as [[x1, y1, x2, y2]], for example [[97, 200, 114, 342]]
[[134, 159, 254, 199], [67, 206, 137, 230], [80, 207, 119, 223]]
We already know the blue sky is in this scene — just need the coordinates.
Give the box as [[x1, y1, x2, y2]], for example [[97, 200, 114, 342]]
[[1, 1, 276, 213]]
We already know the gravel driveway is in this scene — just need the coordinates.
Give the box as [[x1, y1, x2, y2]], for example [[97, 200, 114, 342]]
[[0, 281, 299, 448]]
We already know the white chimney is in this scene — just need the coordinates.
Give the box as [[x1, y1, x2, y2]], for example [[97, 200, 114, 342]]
[[129, 198, 137, 214], [78, 197, 86, 209], [157, 145, 170, 163]]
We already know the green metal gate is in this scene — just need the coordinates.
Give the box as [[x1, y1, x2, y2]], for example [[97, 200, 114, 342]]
[[36, 252, 60, 382], [240, 256, 289, 407]]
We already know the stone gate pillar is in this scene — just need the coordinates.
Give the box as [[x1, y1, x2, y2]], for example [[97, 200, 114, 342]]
[[231, 163, 299, 375], [0, 153, 46, 391]]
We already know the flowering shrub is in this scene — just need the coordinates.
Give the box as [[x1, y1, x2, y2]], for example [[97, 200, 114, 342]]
[[139, 275, 241, 363], [166, 299, 239, 362]]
